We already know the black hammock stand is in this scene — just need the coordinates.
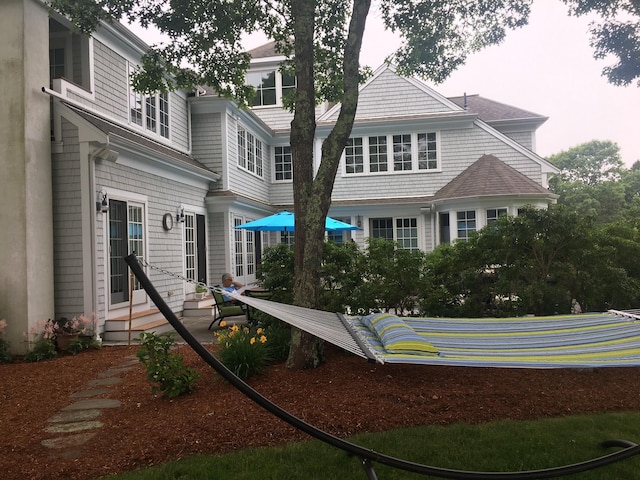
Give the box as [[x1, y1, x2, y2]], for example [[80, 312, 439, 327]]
[[125, 254, 640, 479]]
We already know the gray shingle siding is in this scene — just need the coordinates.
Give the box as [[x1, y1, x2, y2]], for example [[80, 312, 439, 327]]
[[52, 119, 85, 318]]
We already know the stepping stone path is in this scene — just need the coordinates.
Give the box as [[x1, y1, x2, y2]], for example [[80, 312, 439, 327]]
[[41, 355, 140, 459]]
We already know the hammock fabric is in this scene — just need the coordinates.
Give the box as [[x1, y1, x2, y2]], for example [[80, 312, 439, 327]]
[[124, 254, 640, 479], [233, 292, 640, 369]]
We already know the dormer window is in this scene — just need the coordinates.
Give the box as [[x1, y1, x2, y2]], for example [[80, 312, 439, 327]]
[[247, 69, 296, 107], [128, 64, 170, 139]]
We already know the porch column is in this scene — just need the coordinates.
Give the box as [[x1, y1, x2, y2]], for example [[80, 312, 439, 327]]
[[0, 0, 54, 352]]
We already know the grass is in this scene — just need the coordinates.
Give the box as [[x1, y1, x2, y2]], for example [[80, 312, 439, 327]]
[[107, 412, 640, 479]]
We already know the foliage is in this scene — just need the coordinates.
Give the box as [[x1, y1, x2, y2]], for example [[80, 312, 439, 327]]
[[254, 314, 292, 362], [48, 0, 538, 369], [24, 337, 57, 362], [0, 319, 12, 364], [53, 314, 96, 335], [136, 332, 200, 398], [548, 140, 625, 186], [215, 322, 271, 380], [256, 243, 295, 304], [564, 0, 640, 86]]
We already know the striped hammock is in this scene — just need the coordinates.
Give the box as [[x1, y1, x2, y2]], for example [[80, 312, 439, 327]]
[[233, 292, 640, 369]]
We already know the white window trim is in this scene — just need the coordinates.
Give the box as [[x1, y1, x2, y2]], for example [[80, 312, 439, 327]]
[[127, 63, 171, 140], [341, 131, 441, 176], [273, 145, 293, 183], [247, 68, 294, 109], [50, 35, 96, 101], [237, 126, 265, 179]]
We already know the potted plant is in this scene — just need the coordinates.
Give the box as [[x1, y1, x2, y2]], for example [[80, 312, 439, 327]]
[[194, 284, 208, 300], [53, 315, 90, 352]]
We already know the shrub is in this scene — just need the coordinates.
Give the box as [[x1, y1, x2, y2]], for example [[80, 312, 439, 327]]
[[215, 322, 271, 379], [136, 332, 200, 398], [0, 319, 12, 364], [24, 337, 57, 362]]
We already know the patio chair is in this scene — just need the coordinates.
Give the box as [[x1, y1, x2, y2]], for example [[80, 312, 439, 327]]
[[209, 287, 247, 330]]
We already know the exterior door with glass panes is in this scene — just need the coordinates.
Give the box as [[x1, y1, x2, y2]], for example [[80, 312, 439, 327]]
[[184, 213, 207, 292], [233, 216, 256, 285], [108, 199, 147, 306]]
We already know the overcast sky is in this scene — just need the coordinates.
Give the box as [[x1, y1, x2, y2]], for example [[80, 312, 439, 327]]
[[130, 0, 640, 167]]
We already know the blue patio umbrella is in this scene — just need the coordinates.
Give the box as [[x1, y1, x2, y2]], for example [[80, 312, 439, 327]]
[[235, 211, 360, 232]]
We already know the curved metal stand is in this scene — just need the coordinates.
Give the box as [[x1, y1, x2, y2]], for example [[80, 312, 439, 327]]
[[125, 254, 640, 479]]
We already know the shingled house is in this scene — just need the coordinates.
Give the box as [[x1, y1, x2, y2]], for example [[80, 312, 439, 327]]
[[1, 1, 558, 349]]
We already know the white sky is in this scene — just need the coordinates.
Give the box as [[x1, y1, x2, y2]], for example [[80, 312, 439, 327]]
[[129, 0, 640, 166]]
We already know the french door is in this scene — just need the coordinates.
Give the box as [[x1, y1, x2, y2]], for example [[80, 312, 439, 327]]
[[185, 213, 207, 290], [108, 199, 146, 306]]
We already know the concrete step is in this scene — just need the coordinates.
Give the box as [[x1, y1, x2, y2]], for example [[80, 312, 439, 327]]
[[102, 318, 175, 343], [183, 297, 215, 309], [182, 307, 215, 317], [104, 309, 165, 331]]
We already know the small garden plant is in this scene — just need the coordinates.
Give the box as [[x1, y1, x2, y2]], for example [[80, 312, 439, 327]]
[[136, 332, 200, 398], [215, 321, 271, 379], [0, 319, 13, 364]]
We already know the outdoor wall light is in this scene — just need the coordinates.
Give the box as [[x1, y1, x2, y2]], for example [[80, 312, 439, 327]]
[[176, 205, 186, 223], [96, 190, 108, 214], [356, 215, 363, 228]]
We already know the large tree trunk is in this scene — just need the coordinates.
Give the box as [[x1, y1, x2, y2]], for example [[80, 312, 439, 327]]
[[287, 0, 371, 369]]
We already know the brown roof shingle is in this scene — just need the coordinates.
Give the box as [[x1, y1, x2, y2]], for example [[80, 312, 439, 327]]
[[433, 154, 553, 202]]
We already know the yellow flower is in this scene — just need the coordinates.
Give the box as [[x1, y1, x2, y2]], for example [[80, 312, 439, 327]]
[[243, 326, 249, 334], [256, 327, 263, 335], [220, 321, 227, 327], [250, 337, 256, 345], [231, 324, 239, 332], [260, 335, 267, 344]]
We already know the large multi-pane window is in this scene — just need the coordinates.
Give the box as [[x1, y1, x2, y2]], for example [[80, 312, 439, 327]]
[[371, 217, 419, 250], [486, 208, 508, 225], [274, 146, 292, 181], [345, 132, 439, 175], [247, 69, 296, 107], [418, 132, 437, 170], [393, 134, 412, 171], [128, 66, 170, 139], [237, 127, 264, 177], [396, 218, 418, 251], [345, 138, 364, 174], [369, 136, 388, 172], [457, 211, 476, 242], [371, 218, 394, 241]]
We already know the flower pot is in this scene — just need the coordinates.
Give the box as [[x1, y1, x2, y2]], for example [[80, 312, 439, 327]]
[[195, 292, 206, 300], [56, 333, 80, 352]]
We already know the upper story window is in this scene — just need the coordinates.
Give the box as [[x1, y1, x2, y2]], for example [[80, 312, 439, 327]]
[[128, 65, 170, 139], [247, 69, 296, 107], [237, 127, 264, 177], [49, 18, 93, 96], [274, 146, 292, 181], [344, 132, 439, 175]]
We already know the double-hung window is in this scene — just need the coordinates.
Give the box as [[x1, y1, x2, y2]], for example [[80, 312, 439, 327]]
[[486, 208, 508, 225], [370, 217, 419, 250], [247, 69, 296, 107], [237, 127, 264, 177], [128, 66, 170, 139], [274, 146, 292, 181], [457, 211, 476, 242], [344, 132, 439, 175]]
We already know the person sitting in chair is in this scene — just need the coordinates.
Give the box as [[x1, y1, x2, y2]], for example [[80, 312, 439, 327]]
[[221, 273, 245, 307]]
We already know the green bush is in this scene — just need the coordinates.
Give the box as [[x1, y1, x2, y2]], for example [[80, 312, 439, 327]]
[[0, 319, 12, 364], [136, 333, 200, 398], [24, 337, 57, 362], [215, 322, 271, 379]]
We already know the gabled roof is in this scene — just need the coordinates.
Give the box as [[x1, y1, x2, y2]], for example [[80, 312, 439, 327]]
[[432, 154, 556, 202], [247, 41, 280, 59], [448, 94, 547, 124], [63, 103, 220, 181]]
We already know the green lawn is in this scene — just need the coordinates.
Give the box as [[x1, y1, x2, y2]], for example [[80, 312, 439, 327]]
[[107, 412, 640, 479]]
